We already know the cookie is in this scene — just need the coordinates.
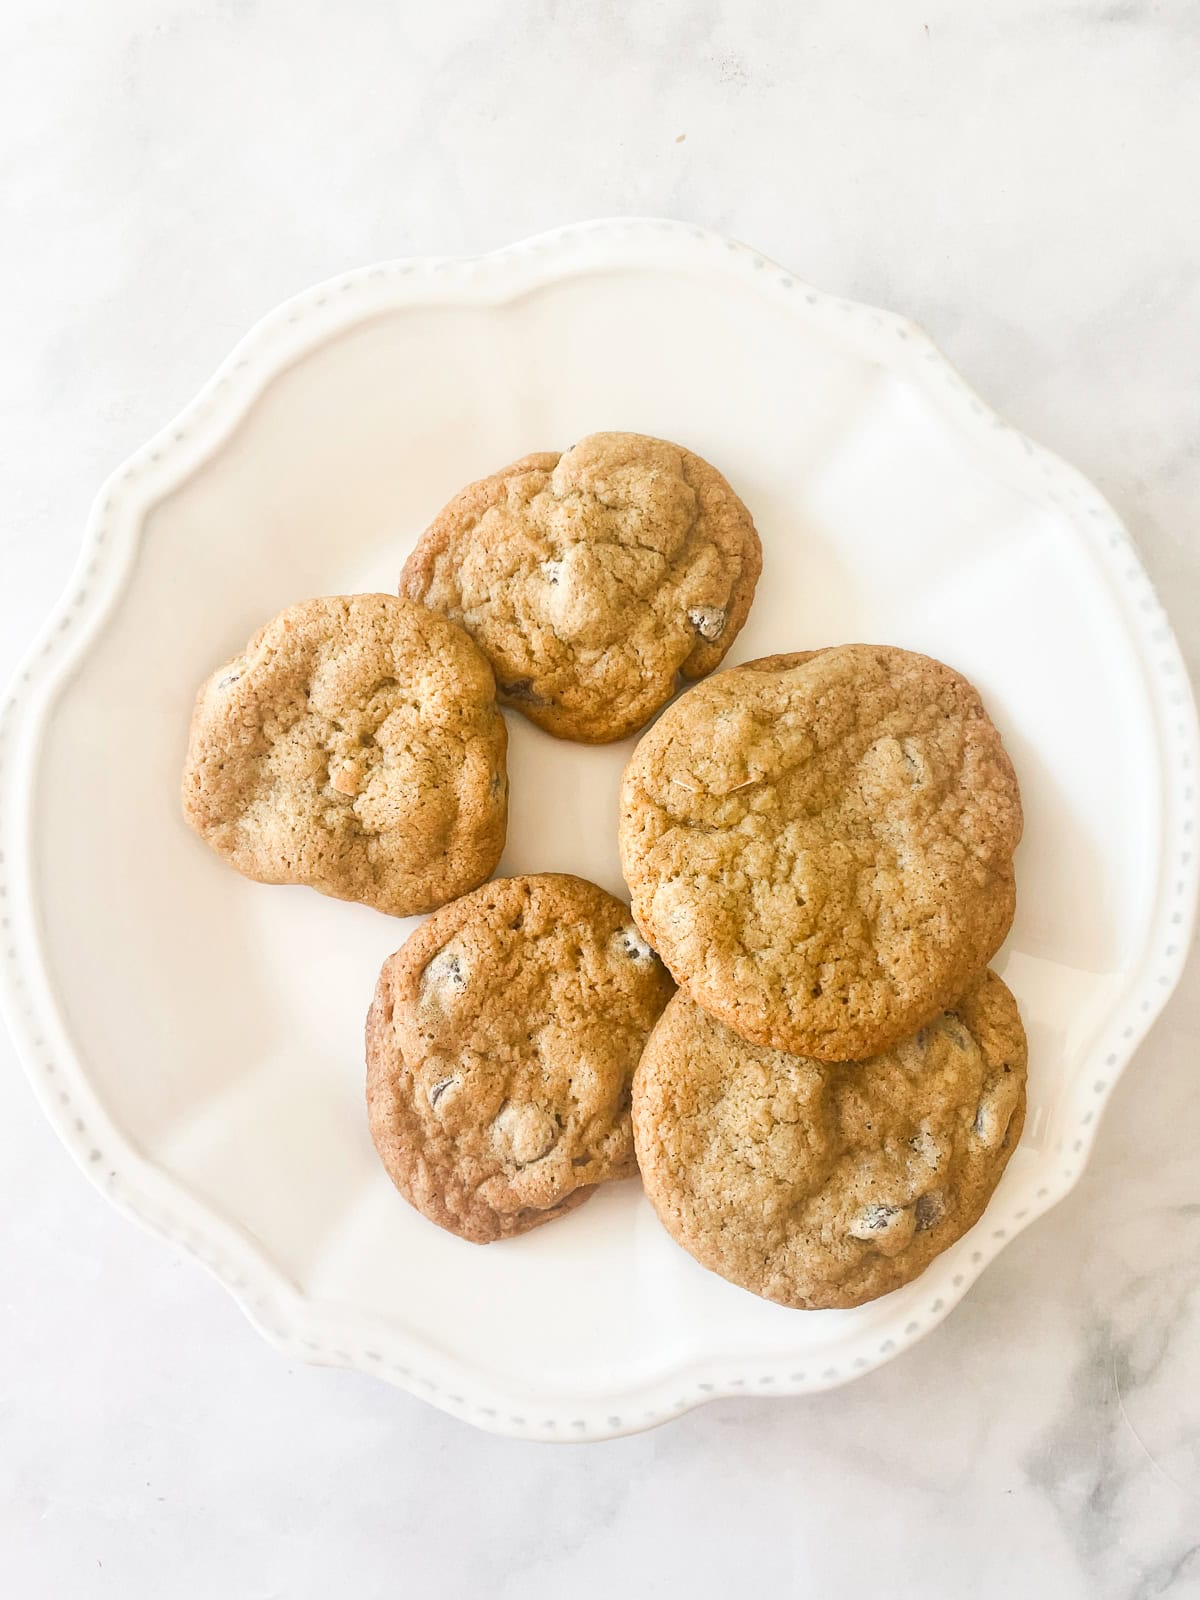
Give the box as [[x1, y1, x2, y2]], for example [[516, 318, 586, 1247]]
[[619, 645, 1022, 1059], [633, 972, 1026, 1309], [399, 432, 763, 743], [366, 873, 675, 1243], [182, 594, 507, 917]]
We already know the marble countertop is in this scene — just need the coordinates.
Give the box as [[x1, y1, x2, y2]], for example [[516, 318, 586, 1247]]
[[2, 3, 1198, 1595]]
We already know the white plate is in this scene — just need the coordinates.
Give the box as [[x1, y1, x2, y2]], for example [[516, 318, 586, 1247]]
[[2, 220, 1197, 1442]]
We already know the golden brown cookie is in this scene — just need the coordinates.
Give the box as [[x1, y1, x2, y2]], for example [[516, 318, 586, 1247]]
[[619, 644, 1022, 1059], [366, 874, 675, 1243], [399, 433, 763, 743], [182, 594, 507, 917], [634, 972, 1026, 1309]]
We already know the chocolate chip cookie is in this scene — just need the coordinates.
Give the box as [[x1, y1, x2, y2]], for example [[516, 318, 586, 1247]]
[[182, 594, 507, 917], [619, 645, 1022, 1059], [366, 873, 675, 1243], [633, 971, 1026, 1309], [399, 433, 763, 743]]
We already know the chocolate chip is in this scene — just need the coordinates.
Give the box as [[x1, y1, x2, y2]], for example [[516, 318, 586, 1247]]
[[428, 1076, 457, 1109], [687, 607, 726, 642], [493, 1102, 556, 1166], [972, 1087, 1013, 1147], [940, 1015, 972, 1051], [849, 1203, 903, 1240], [424, 949, 467, 995], [616, 927, 654, 963], [914, 1191, 944, 1232], [500, 678, 547, 707], [543, 560, 563, 587]]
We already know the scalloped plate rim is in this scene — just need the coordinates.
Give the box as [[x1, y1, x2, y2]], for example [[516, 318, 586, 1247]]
[[1, 217, 1196, 1442]]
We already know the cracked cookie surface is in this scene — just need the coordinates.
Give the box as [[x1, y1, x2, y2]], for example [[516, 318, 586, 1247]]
[[366, 873, 675, 1243], [399, 432, 763, 743], [182, 594, 507, 917], [619, 645, 1022, 1059], [633, 972, 1026, 1308]]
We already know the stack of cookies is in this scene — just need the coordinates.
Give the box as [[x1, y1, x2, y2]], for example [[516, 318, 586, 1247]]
[[182, 431, 1025, 1310], [619, 645, 1026, 1308]]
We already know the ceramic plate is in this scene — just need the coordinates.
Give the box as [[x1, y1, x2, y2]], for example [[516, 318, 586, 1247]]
[[2, 220, 1196, 1441]]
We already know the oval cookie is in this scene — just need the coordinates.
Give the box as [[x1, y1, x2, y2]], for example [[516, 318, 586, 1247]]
[[182, 594, 507, 917], [366, 873, 675, 1242], [619, 644, 1022, 1059], [399, 433, 763, 743], [633, 972, 1027, 1309]]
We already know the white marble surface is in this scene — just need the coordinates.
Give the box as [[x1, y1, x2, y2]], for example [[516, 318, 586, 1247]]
[[2, 2, 1198, 1594]]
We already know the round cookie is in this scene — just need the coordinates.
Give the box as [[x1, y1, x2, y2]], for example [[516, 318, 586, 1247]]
[[399, 432, 763, 743], [366, 873, 675, 1243], [619, 644, 1022, 1059], [633, 972, 1027, 1309], [182, 594, 507, 917]]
